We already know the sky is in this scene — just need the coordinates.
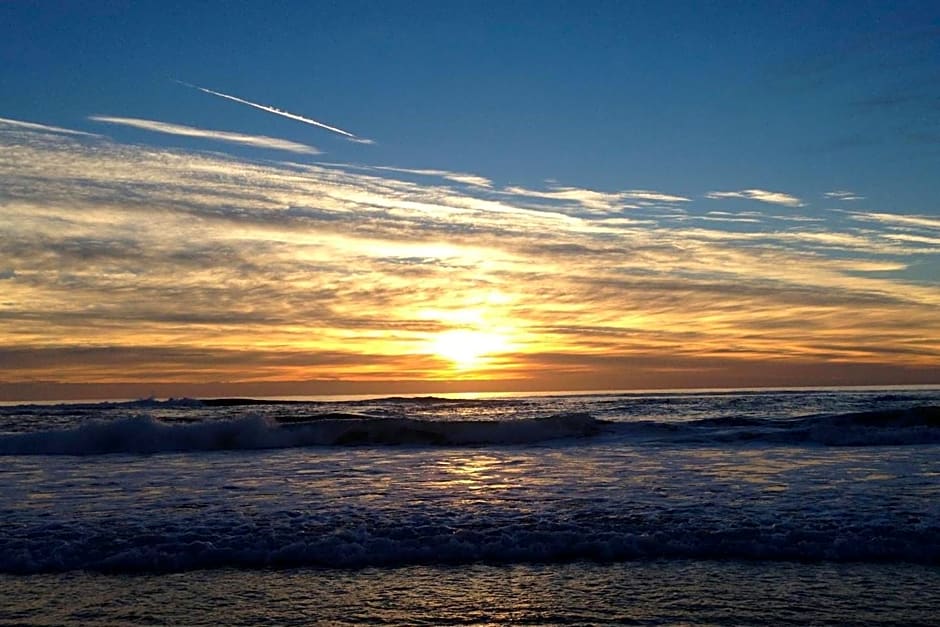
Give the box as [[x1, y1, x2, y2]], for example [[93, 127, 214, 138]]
[[1, 1, 939, 400]]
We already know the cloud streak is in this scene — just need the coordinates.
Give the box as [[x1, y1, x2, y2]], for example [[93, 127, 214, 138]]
[[849, 211, 940, 232], [824, 190, 865, 201], [370, 165, 493, 188], [500, 185, 689, 215], [706, 189, 804, 207], [90, 116, 321, 154], [176, 80, 373, 144], [0, 116, 99, 137]]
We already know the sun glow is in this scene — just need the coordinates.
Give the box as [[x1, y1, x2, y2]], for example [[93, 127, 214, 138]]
[[431, 329, 507, 370]]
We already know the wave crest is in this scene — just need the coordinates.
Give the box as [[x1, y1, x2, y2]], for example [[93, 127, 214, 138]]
[[0, 412, 602, 456], [597, 406, 940, 447]]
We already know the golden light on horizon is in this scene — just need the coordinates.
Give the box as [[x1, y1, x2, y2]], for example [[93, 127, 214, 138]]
[[4, 115, 940, 400]]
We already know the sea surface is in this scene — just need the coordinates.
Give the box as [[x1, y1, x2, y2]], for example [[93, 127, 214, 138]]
[[1, 388, 939, 625]]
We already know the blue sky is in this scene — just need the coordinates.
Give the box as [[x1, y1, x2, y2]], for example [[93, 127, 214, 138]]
[[5, 1, 938, 199], [1, 1, 939, 398]]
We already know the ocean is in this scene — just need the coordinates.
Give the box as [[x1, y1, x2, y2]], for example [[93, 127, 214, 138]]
[[1, 388, 939, 625]]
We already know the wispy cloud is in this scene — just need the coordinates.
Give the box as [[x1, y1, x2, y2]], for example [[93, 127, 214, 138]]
[[706, 189, 804, 207], [824, 190, 865, 201], [501, 185, 689, 215], [881, 233, 940, 246], [502, 185, 634, 213], [2, 117, 938, 391], [90, 116, 321, 154], [622, 190, 691, 203], [849, 211, 940, 231], [698, 211, 762, 224], [176, 80, 373, 144], [370, 165, 492, 188], [0, 116, 99, 137]]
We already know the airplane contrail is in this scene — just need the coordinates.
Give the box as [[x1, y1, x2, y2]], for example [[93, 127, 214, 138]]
[[175, 80, 372, 144]]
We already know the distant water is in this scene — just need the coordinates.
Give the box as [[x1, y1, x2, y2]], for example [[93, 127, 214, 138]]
[[2, 388, 939, 625]]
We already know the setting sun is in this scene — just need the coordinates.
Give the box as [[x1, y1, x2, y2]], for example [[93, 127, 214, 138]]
[[431, 329, 507, 370]]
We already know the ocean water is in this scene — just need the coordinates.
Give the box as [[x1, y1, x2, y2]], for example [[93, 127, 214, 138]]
[[1, 388, 939, 625]]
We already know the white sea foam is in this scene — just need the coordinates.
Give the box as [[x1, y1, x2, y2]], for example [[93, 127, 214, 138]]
[[3, 499, 937, 574]]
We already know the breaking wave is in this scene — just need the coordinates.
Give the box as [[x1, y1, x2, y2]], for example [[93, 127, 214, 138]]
[[0, 412, 602, 456], [674, 406, 940, 446], [1, 405, 937, 457]]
